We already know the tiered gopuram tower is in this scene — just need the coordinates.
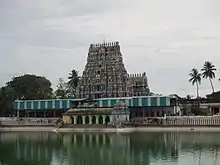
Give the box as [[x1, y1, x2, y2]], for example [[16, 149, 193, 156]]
[[76, 41, 150, 99]]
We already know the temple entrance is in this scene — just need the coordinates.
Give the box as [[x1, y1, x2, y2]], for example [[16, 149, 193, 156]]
[[98, 116, 103, 124], [70, 116, 74, 124], [76, 115, 83, 124], [92, 116, 96, 124], [85, 116, 90, 124], [105, 115, 110, 124]]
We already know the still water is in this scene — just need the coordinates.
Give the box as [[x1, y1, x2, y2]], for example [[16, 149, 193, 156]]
[[0, 132, 220, 165]]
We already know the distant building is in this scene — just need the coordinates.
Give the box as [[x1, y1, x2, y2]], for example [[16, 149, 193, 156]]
[[13, 95, 180, 118], [76, 41, 149, 99], [62, 100, 130, 125]]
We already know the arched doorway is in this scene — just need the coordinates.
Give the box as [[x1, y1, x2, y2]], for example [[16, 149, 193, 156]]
[[98, 116, 103, 124], [92, 116, 96, 124], [85, 116, 90, 124], [70, 116, 74, 124], [105, 115, 110, 124], [76, 115, 83, 124]]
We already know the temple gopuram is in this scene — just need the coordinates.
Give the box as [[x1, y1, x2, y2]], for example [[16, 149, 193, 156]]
[[76, 41, 149, 99]]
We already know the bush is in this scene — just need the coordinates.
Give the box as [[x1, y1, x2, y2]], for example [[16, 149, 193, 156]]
[[191, 107, 210, 116]]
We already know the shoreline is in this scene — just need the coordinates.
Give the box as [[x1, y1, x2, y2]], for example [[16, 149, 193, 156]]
[[2, 126, 220, 133], [0, 127, 55, 132]]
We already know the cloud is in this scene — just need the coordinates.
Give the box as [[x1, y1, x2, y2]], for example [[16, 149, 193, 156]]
[[0, 0, 220, 97]]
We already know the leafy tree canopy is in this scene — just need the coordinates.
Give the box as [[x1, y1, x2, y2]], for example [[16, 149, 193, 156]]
[[0, 86, 16, 116], [6, 74, 53, 100], [201, 61, 216, 79], [68, 69, 79, 89], [206, 91, 220, 102], [189, 68, 201, 86], [201, 61, 217, 93], [55, 78, 72, 99], [67, 69, 80, 98], [191, 107, 210, 116], [0, 74, 53, 116]]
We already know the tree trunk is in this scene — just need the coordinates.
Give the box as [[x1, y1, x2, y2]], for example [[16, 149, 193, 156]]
[[196, 82, 199, 98], [196, 82, 200, 106], [209, 77, 215, 93]]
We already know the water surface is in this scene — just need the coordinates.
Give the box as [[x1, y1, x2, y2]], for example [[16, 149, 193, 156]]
[[0, 132, 220, 165]]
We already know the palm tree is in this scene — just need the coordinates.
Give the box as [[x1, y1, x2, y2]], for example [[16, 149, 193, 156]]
[[189, 68, 202, 99], [68, 69, 79, 96], [186, 95, 192, 100], [201, 61, 217, 93]]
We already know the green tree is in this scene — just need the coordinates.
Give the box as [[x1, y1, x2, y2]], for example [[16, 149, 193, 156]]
[[68, 69, 79, 97], [55, 78, 69, 99], [186, 95, 192, 102], [0, 86, 16, 116], [206, 91, 220, 102], [191, 107, 210, 116], [189, 68, 202, 99], [0, 74, 53, 116], [182, 104, 193, 116], [201, 61, 217, 93], [6, 74, 53, 100]]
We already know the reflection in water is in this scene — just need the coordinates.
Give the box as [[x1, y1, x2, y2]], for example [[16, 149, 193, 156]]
[[0, 132, 220, 165]]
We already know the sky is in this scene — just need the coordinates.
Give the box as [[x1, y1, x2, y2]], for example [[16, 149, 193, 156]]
[[0, 0, 220, 98]]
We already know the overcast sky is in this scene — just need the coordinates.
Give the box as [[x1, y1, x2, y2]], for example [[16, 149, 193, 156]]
[[0, 0, 220, 97]]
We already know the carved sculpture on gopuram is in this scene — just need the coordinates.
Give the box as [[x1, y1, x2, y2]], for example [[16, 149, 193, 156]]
[[76, 41, 150, 99]]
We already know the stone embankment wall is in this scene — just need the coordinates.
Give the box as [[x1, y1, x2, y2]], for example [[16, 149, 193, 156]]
[[130, 116, 220, 126], [164, 116, 220, 126], [0, 117, 58, 126]]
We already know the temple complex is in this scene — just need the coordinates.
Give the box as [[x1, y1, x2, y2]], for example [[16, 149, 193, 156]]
[[12, 42, 181, 119], [76, 41, 149, 99]]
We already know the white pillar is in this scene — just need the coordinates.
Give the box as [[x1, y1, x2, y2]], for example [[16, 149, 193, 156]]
[[110, 115, 113, 123], [82, 116, 85, 124], [102, 115, 105, 124], [96, 115, 98, 124], [17, 110, 20, 118], [89, 116, 92, 124], [73, 116, 77, 124]]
